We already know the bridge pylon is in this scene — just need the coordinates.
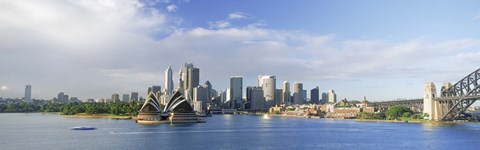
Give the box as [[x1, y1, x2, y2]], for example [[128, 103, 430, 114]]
[[423, 82, 439, 120]]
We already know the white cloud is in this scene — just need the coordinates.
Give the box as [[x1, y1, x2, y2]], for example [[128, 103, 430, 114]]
[[228, 12, 249, 20], [1, 85, 8, 91], [208, 21, 231, 29], [166, 4, 178, 12]]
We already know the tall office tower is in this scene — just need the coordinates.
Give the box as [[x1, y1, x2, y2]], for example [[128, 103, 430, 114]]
[[302, 90, 307, 103], [187, 68, 200, 91], [258, 75, 276, 108], [230, 76, 243, 109], [246, 86, 265, 110], [164, 66, 174, 96], [310, 86, 319, 104], [122, 94, 130, 102], [193, 86, 209, 113], [178, 63, 199, 101], [178, 68, 185, 90], [293, 82, 303, 104], [219, 90, 227, 107], [321, 92, 328, 104], [152, 85, 162, 96], [282, 81, 291, 105], [204, 81, 213, 99], [210, 89, 218, 98], [274, 89, 282, 106], [58, 92, 65, 103], [111, 93, 120, 102], [327, 90, 337, 103], [24, 85, 31, 102], [63, 94, 69, 103], [130, 92, 139, 102], [225, 88, 231, 108]]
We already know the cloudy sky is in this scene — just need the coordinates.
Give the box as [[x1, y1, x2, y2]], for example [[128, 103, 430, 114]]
[[1, 0, 480, 101]]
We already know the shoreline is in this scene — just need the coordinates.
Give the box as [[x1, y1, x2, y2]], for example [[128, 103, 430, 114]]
[[21, 112, 480, 124], [61, 113, 132, 119]]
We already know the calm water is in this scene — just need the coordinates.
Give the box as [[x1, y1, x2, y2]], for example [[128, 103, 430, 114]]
[[1, 113, 480, 150]]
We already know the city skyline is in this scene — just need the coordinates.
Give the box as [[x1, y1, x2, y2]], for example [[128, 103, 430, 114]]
[[1, 1, 480, 101]]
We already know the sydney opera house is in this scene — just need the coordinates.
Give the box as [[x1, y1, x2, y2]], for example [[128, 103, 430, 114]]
[[136, 90, 204, 124]]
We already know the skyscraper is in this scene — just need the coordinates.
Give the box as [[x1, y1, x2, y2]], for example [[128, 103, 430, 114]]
[[246, 86, 264, 110], [111, 93, 120, 102], [230, 76, 243, 109], [63, 94, 69, 103], [327, 90, 337, 103], [310, 86, 319, 104], [282, 81, 290, 105], [24, 85, 31, 102], [275, 89, 282, 106], [122, 94, 130, 102], [58, 92, 64, 103], [204, 81, 213, 99], [164, 66, 174, 96], [258, 75, 276, 108], [152, 86, 161, 94], [321, 92, 328, 104], [178, 63, 199, 101], [193, 86, 209, 113], [187, 68, 200, 91], [131, 92, 139, 102], [293, 82, 303, 104]]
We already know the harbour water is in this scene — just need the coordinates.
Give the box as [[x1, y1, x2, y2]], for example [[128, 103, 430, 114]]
[[1, 113, 480, 149]]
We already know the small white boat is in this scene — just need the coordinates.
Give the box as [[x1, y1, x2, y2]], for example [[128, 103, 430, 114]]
[[70, 126, 96, 130]]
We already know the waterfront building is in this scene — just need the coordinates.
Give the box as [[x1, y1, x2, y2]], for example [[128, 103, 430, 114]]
[[310, 86, 319, 104], [164, 66, 174, 96], [204, 81, 212, 99], [293, 82, 303, 104], [193, 86, 209, 113], [275, 89, 282, 106], [327, 90, 337, 103], [57, 92, 65, 103], [282, 81, 291, 105], [247, 86, 265, 110], [230, 76, 243, 109], [130, 92, 139, 102], [122, 94, 129, 102], [24, 85, 31, 103], [258, 75, 276, 108], [302, 90, 307, 103], [112, 93, 120, 102], [219, 90, 227, 108], [321, 92, 328, 104], [137, 90, 203, 124]]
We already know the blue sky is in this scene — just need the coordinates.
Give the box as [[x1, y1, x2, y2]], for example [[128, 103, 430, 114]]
[[0, 0, 480, 101]]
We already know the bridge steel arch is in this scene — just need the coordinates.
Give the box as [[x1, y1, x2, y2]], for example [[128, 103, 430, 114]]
[[440, 68, 480, 121]]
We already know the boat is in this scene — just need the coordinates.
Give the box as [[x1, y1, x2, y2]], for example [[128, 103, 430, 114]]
[[70, 126, 96, 130]]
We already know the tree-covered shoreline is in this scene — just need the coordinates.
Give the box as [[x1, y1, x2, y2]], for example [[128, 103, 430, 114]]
[[0, 102, 142, 116]]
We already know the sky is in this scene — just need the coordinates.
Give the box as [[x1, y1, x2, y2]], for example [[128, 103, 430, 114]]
[[1, 0, 480, 101]]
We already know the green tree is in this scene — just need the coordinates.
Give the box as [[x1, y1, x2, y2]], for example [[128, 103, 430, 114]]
[[402, 112, 412, 117], [386, 106, 413, 120]]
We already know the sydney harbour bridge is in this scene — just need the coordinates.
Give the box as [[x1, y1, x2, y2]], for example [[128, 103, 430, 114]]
[[370, 67, 480, 121]]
